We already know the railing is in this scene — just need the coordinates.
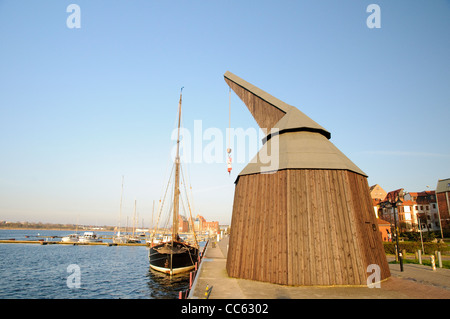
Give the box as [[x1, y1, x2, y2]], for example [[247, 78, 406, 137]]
[[179, 240, 209, 299]]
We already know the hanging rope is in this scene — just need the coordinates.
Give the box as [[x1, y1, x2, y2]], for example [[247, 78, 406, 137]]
[[227, 87, 232, 175], [180, 164, 199, 248], [150, 164, 175, 244]]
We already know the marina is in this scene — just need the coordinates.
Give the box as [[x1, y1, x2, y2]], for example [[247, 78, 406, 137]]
[[0, 239, 147, 246], [0, 233, 211, 247], [0, 229, 208, 299]]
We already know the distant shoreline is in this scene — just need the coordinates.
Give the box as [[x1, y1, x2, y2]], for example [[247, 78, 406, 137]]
[[0, 227, 114, 232], [0, 226, 114, 232]]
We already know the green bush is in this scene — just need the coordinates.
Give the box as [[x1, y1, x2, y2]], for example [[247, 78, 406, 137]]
[[383, 241, 447, 255], [400, 231, 441, 242], [390, 258, 450, 269]]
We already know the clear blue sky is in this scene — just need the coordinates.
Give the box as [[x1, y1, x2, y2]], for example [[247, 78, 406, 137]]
[[0, 1, 449, 226]]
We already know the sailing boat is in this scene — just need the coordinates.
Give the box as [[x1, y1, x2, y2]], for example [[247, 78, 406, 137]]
[[62, 216, 80, 243], [148, 89, 199, 275], [113, 177, 141, 244], [126, 199, 142, 243], [113, 176, 127, 244]]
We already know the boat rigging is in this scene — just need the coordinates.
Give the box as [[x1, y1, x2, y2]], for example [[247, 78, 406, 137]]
[[227, 87, 232, 175], [148, 88, 200, 275]]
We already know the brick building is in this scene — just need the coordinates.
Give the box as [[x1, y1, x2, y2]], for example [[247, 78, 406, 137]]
[[178, 215, 189, 233], [370, 184, 387, 201], [202, 221, 220, 234], [181, 214, 220, 234], [436, 178, 450, 232]]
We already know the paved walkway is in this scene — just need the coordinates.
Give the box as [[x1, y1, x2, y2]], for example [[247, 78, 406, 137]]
[[189, 236, 450, 299]]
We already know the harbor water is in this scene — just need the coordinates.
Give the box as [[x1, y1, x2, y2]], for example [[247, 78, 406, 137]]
[[0, 229, 191, 299]]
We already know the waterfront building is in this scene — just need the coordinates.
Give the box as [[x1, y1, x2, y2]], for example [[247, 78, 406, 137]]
[[194, 215, 206, 232], [184, 214, 220, 235], [178, 215, 189, 233], [203, 221, 220, 234]]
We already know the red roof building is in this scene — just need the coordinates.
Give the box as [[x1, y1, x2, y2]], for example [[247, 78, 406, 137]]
[[377, 218, 392, 242], [405, 190, 440, 233]]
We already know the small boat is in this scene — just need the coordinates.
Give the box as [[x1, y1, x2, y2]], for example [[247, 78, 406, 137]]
[[126, 236, 141, 243], [113, 197, 142, 244], [79, 232, 101, 243], [113, 234, 141, 244], [61, 234, 79, 243], [146, 235, 172, 246]]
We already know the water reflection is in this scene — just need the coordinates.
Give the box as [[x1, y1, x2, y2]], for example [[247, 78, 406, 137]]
[[0, 230, 190, 299], [146, 268, 190, 299]]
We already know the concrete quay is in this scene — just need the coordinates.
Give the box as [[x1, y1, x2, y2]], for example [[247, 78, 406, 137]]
[[189, 236, 450, 299]]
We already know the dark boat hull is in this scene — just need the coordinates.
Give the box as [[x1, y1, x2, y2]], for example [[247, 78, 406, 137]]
[[149, 241, 199, 275]]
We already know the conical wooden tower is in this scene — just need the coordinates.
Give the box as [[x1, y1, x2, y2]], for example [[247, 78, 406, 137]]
[[225, 71, 390, 286]]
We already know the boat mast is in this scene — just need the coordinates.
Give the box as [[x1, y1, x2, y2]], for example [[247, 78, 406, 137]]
[[132, 198, 137, 238], [151, 200, 155, 231], [118, 175, 124, 237], [172, 87, 183, 241]]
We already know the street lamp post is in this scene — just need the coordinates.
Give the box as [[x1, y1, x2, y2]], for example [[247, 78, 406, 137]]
[[385, 197, 404, 272], [417, 216, 425, 254]]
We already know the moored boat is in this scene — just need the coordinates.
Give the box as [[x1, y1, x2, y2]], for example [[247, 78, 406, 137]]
[[79, 232, 101, 243], [113, 234, 141, 244], [61, 234, 79, 243], [149, 241, 199, 275], [148, 89, 199, 275]]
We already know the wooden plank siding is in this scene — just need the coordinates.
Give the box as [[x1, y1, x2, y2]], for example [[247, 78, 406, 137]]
[[224, 78, 286, 132], [346, 172, 391, 281], [226, 169, 390, 286]]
